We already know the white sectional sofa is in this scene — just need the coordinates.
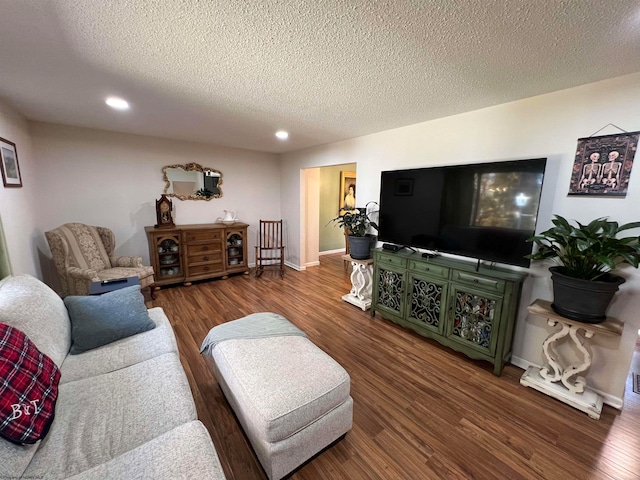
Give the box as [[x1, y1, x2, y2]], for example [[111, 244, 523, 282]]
[[0, 274, 226, 479]]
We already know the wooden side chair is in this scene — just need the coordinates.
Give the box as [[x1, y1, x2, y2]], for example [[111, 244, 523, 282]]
[[255, 220, 285, 278]]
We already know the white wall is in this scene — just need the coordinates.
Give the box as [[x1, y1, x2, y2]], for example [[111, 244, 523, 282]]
[[30, 123, 281, 289], [0, 101, 39, 276], [303, 168, 320, 268], [281, 72, 640, 405]]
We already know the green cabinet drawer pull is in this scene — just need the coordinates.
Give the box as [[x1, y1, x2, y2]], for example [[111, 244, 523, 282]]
[[454, 271, 505, 292], [408, 261, 448, 279]]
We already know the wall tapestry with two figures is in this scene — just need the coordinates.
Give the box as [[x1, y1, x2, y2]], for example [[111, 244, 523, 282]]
[[569, 131, 639, 197]]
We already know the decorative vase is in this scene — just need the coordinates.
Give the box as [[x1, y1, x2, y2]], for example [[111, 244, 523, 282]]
[[549, 266, 625, 323], [348, 234, 376, 260]]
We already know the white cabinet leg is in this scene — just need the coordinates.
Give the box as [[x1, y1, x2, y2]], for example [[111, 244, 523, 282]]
[[520, 299, 623, 420], [540, 319, 569, 382], [342, 256, 374, 311]]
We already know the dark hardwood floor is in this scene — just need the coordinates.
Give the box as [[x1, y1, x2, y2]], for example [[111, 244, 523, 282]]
[[151, 254, 640, 480]]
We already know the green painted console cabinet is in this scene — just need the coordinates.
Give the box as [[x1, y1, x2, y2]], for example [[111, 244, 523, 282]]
[[371, 249, 526, 375]]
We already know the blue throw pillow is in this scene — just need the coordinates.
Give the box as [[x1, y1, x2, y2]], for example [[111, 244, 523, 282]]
[[64, 285, 155, 354]]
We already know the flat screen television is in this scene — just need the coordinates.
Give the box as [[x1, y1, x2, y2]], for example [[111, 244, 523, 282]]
[[378, 158, 547, 267]]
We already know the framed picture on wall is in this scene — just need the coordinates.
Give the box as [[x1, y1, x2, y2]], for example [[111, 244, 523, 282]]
[[339, 171, 356, 212], [568, 131, 639, 196], [0, 137, 22, 188]]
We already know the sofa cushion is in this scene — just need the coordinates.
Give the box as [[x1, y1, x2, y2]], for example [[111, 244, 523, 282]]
[[0, 438, 39, 479], [0, 324, 60, 445], [211, 335, 351, 443], [65, 421, 226, 480], [23, 352, 198, 479], [60, 307, 177, 384], [0, 275, 71, 368], [64, 285, 155, 354]]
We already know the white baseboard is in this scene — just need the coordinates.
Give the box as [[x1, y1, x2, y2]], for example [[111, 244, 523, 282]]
[[285, 261, 305, 271], [304, 261, 320, 268], [249, 261, 306, 272], [598, 390, 624, 410], [509, 355, 532, 372], [510, 355, 623, 410], [319, 248, 346, 256]]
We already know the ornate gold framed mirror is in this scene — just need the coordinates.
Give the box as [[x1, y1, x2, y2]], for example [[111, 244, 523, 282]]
[[162, 163, 222, 201]]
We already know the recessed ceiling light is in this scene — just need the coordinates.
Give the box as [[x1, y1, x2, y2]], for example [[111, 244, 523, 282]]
[[105, 97, 130, 111], [275, 130, 289, 140]]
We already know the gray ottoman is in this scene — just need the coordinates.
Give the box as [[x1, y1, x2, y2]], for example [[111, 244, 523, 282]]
[[201, 313, 353, 480]]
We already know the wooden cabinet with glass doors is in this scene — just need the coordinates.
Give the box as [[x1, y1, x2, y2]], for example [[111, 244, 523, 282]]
[[146, 223, 249, 287]]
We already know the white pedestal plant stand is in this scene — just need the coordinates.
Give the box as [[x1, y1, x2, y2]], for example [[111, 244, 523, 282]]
[[520, 299, 622, 419], [342, 255, 374, 311]]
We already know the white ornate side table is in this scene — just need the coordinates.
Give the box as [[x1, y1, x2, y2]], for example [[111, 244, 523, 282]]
[[341, 255, 374, 311], [520, 299, 622, 419]]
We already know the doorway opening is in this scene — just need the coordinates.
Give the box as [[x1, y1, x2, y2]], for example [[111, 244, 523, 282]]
[[300, 163, 356, 268]]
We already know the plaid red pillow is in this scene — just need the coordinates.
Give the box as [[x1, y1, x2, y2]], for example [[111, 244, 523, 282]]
[[0, 323, 60, 445]]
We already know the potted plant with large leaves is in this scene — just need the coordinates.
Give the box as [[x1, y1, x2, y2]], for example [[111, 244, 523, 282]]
[[527, 215, 640, 323], [329, 202, 379, 260]]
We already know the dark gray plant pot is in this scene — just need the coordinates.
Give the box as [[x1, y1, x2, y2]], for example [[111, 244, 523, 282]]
[[549, 266, 625, 323], [348, 234, 376, 260]]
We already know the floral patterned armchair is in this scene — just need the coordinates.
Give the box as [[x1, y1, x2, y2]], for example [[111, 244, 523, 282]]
[[45, 223, 155, 297]]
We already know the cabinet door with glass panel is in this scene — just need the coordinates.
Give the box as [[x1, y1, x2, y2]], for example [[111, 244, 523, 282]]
[[445, 284, 504, 357], [373, 262, 407, 319], [149, 231, 184, 286], [406, 270, 449, 336], [225, 228, 248, 272]]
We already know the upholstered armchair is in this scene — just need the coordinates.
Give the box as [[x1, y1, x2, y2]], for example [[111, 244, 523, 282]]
[[45, 223, 155, 297]]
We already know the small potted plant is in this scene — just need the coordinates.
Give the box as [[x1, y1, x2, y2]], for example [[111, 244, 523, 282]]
[[329, 201, 379, 260], [527, 215, 640, 323], [195, 188, 213, 198]]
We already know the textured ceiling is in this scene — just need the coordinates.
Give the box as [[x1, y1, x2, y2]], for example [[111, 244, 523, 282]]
[[1, 1, 640, 153]]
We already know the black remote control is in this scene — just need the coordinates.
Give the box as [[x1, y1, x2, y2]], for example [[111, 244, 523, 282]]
[[101, 278, 127, 285]]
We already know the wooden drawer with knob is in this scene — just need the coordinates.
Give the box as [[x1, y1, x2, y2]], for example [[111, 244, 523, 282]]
[[187, 251, 222, 265], [187, 262, 223, 277], [408, 260, 449, 280], [184, 241, 222, 257], [183, 230, 221, 243], [451, 270, 506, 293]]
